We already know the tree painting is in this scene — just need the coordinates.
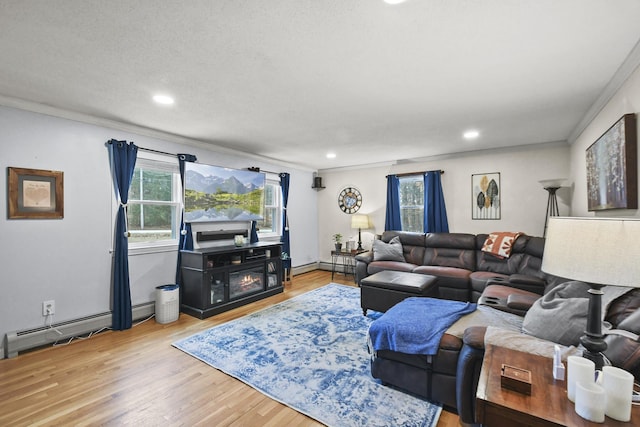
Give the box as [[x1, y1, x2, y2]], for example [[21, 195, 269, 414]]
[[472, 173, 500, 219]]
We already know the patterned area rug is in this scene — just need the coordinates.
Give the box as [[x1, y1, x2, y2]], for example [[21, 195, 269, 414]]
[[173, 283, 442, 427]]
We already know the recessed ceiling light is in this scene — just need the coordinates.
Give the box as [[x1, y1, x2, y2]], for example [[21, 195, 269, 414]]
[[463, 130, 479, 140], [326, 152, 337, 159], [153, 94, 174, 105], [384, 0, 407, 4]]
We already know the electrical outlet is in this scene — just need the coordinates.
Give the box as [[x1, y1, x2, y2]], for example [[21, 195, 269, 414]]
[[42, 300, 55, 316]]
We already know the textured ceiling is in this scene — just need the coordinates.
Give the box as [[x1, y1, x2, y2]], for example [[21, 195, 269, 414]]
[[1, 0, 640, 170]]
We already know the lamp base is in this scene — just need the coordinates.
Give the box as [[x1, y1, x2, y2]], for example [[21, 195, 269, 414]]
[[357, 228, 363, 251], [579, 284, 607, 370]]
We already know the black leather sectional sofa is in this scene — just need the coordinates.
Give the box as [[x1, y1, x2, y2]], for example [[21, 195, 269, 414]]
[[354, 231, 640, 423]]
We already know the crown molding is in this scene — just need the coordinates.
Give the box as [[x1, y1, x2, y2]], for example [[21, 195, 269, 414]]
[[0, 95, 315, 173], [568, 38, 640, 144]]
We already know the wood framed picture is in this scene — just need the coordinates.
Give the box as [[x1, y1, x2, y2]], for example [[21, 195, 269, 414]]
[[472, 172, 500, 220], [586, 113, 637, 211], [7, 167, 64, 219]]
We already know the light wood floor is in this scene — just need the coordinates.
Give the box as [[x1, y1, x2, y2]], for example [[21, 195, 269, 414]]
[[0, 270, 459, 426]]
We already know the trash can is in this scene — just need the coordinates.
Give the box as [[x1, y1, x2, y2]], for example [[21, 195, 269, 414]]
[[155, 284, 179, 324]]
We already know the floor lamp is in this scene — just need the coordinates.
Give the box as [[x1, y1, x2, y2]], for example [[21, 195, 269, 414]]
[[539, 179, 565, 237], [541, 217, 640, 370]]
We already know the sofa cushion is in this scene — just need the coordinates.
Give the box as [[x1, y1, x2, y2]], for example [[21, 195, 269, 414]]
[[469, 271, 509, 293], [367, 261, 417, 275], [475, 234, 524, 275], [372, 236, 405, 262], [606, 288, 640, 329], [413, 265, 472, 280], [423, 233, 476, 270]]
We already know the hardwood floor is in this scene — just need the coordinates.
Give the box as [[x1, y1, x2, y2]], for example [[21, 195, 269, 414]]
[[0, 270, 459, 426]]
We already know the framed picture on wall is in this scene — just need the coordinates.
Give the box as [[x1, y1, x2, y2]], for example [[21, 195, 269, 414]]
[[7, 167, 64, 219], [586, 113, 637, 211], [472, 172, 500, 220]]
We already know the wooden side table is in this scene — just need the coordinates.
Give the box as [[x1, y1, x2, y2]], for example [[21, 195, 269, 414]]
[[476, 345, 638, 426], [331, 250, 363, 282]]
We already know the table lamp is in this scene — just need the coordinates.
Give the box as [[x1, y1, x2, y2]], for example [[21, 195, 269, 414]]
[[541, 217, 640, 369], [351, 214, 370, 251]]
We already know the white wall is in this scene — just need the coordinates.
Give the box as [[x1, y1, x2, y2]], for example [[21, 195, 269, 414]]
[[569, 63, 640, 218], [0, 106, 317, 349], [317, 142, 570, 263]]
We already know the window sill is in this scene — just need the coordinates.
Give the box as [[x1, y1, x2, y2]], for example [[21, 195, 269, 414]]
[[127, 243, 179, 256]]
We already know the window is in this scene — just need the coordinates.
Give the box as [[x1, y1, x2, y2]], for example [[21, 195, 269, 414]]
[[399, 175, 423, 232], [126, 157, 181, 249], [257, 176, 282, 239]]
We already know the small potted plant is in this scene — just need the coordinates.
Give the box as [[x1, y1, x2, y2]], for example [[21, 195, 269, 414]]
[[333, 233, 343, 252]]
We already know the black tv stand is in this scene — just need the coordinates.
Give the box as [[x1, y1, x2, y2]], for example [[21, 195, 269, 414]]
[[179, 242, 283, 319]]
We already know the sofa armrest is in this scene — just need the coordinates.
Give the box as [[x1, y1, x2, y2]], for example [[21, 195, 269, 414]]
[[479, 284, 540, 316], [462, 326, 487, 350], [506, 292, 540, 312], [355, 250, 373, 263], [354, 251, 373, 285], [507, 274, 546, 295], [456, 326, 487, 424]]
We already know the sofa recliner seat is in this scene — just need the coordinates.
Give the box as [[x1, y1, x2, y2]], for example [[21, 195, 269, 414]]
[[360, 270, 438, 315]]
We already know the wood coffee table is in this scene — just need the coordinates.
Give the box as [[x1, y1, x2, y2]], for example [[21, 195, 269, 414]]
[[476, 345, 638, 426]]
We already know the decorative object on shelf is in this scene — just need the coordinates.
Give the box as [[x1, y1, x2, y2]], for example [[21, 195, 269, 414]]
[[345, 240, 355, 252], [312, 174, 325, 189], [338, 186, 362, 214], [541, 217, 640, 370], [234, 234, 245, 246], [586, 113, 637, 211], [471, 173, 500, 220], [7, 167, 64, 219], [333, 233, 343, 252], [539, 178, 566, 236], [351, 214, 370, 251]]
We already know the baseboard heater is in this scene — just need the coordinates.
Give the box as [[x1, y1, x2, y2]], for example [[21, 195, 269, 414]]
[[4, 302, 155, 359]]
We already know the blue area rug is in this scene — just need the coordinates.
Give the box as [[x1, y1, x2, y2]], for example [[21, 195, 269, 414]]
[[173, 283, 442, 427]]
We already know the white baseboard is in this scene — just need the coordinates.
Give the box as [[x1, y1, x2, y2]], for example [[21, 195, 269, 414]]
[[4, 302, 155, 358]]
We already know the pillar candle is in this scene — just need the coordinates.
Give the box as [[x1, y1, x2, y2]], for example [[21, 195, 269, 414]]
[[575, 381, 606, 423], [602, 366, 634, 422], [567, 356, 595, 402]]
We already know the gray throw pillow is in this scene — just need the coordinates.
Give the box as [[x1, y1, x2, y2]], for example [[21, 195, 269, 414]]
[[522, 281, 632, 346], [372, 236, 405, 262]]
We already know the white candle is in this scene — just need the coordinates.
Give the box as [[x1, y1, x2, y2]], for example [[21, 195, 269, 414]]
[[602, 366, 634, 422], [575, 381, 606, 423], [567, 356, 595, 402]]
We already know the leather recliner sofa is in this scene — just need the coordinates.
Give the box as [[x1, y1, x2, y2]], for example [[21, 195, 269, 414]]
[[355, 230, 557, 301], [358, 231, 640, 421], [369, 284, 640, 422]]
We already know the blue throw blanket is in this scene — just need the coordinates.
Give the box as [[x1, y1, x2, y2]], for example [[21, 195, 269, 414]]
[[369, 297, 477, 355]]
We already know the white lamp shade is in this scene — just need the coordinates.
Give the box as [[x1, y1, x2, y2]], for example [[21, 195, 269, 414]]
[[542, 217, 640, 288], [351, 214, 370, 229]]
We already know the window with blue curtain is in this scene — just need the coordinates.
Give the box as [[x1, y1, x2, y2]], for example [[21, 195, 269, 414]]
[[386, 171, 448, 233]]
